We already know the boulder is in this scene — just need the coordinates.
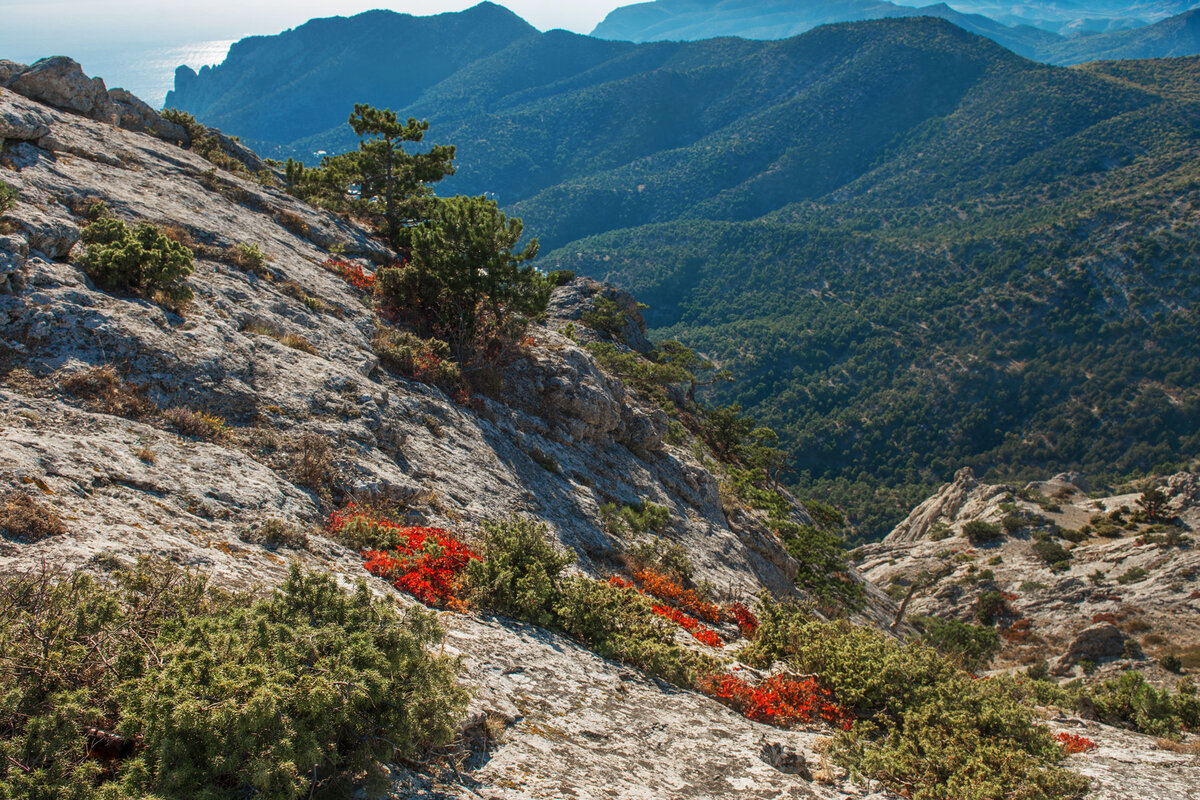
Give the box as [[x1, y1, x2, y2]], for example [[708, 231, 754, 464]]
[[548, 277, 654, 354], [5, 57, 118, 125], [759, 740, 811, 778], [1052, 622, 1125, 675], [10, 207, 80, 260], [108, 88, 188, 144], [0, 233, 29, 294], [0, 100, 53, 147], [0, 61, 27, 84]]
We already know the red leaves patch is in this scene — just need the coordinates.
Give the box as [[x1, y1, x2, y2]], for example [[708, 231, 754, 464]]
[[329, 506, 477, 611], [700, 673, 853, 730], [1055, 732, 1098, 754]]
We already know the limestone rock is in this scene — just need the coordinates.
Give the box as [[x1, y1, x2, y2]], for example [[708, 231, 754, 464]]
[[6, 57, 119, 125], [8, 206, 79, 260], [0, 60, 27, 84], [884, 467, 1008, 544], [108, 88, 188, 143], [0, 233, 29, 294], [548, 276, 654, 354], [0, 101, 53, 143], [1052, 623, 1126, 675], [760, 741, 812, 778]]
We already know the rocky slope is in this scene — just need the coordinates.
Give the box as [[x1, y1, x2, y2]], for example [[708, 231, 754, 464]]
[[1, 58, 1196, 799], [0, 58, 906, 799], [860, 468, 1200, 679]]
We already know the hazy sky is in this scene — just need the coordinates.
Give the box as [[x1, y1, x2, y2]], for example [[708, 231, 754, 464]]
[[0, 1, 626, 50], [0, 1, 636, 104]]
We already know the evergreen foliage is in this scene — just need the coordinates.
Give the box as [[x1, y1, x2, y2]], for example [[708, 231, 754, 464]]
[[466, 517, 574, 627], [743, 600, 1089, 800], [80, 217, 195, 305], [0, 180, 16, 213], [375, 195, 546, 360], [0, 561, 465, 800]]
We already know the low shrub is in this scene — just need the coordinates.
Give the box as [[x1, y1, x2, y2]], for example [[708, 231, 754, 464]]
[[1161, 654, 1183, 674], [546, 269, 575, 286], [80, 217, 195, 305], [1033, 539, 1071, 567], [226, 241, 269, 274], [0, 560, 466, 800], [741, 600, 1088, 800], [59, 365, 156, 418], [700, 673, 851, 729], [600, 500, 671, 535], [466, 517, 573, 627], [630, 567, 720, 623], [911, 615, 1002, 671], [963, 520, 1003, 545], [0, 179, 16, 213], [362, 527, 478, 611], [975, 589, 1013, 625], [1117, 566, 1149, 585], [279, 333, 318, 354], [0, 492, 65, 542], [291, 432, 334, 492], [554, 574, 712, 687], [239, 518, 308, 550], [1089, 671, 1199, 737], [626, 536, 693, 585], [372, 327, 463, 389]]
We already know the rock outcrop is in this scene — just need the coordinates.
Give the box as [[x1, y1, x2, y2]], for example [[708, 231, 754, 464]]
[[861, 468, 1200, 684], [884, 467, 1008, 544], [5, 57, 119, 125], [108, 88, 188, 143]]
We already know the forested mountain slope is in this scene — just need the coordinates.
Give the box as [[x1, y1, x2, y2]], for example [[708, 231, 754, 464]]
[[170, 11, 1200, 538]]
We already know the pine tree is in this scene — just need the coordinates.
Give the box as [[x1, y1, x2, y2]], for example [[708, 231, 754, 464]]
[[347, 104, 455, 249]]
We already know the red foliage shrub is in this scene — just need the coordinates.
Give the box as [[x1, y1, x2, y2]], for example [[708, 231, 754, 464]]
[[328, 506, 477, 611], [700, 673, 852, 730], [651, 604, 723, 648], [1055, 732, 1097, 754], [1092, 612, 1118, 625], [323, 257, 375, 291], [632, 568, 721, 623], [729, 602, 759, 638]]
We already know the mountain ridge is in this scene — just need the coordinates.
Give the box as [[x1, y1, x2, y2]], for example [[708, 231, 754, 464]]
[[166, 11, 1200, 538]]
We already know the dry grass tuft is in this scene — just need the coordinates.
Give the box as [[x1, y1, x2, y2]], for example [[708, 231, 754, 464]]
[[0, 493, 66, 542], [59, 366, 155, 419]]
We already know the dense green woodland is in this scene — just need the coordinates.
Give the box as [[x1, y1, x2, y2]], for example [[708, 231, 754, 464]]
[[173, 11, 1200, 539]]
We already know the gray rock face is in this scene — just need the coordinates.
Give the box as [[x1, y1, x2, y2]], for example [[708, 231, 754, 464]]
[[1053, 623, 1126, 675], [861, 467, 1200, 684], [108, 88, 188, 143], [884, 467, 1008, 544], [548, 276, 654, 354], [0, 102, 53, 144], [5, 57, 119, 125], [0, 61, 27, 84]]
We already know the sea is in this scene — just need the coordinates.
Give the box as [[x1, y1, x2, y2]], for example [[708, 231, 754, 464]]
[[25, 40, 235, 110]]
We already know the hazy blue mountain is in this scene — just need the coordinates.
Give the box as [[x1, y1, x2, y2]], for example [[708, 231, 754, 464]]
[[590, 0, 1061, 57], [928, 1, 1198, 33], [170, 9, 1200, 537], [1040, 6, 1200, 62], [590, 0, 1200, 62]]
